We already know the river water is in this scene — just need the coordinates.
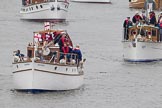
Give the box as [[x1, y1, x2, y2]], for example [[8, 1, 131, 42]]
[[0, 0, 162, 108]]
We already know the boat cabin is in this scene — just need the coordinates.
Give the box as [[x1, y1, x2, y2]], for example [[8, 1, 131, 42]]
[[127, 25, 160, 42], [25, 29, 80, 65]]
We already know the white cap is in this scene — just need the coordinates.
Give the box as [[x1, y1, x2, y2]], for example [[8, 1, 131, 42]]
[[76, 44, 80, 48], [135, 11, 139, 14]]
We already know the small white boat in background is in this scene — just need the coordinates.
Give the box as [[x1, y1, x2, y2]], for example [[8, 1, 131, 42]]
[[20, 0, 69, 21], [12, 22, 85, 92], [71, 0, 111, 3]]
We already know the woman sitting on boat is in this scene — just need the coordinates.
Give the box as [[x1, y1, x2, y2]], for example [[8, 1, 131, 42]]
[[14, 50, 25, 62]]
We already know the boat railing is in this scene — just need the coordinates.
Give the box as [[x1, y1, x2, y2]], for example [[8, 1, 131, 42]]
[[34, 51, 81, 66], [22, 0, 69, 7], [13, 50, 81, 66]]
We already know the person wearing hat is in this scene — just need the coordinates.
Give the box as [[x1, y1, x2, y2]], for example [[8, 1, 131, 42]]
[[149, 11, 157, 25], [123, 17, 132, 40], [132, 11, 142, 24], [72, 44, 82, 64]]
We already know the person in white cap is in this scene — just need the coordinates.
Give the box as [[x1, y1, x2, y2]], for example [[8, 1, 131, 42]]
[[132, 11, 142, 24]]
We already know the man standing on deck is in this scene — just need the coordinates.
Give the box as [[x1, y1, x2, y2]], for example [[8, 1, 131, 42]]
[[123, 17, 133, 40]]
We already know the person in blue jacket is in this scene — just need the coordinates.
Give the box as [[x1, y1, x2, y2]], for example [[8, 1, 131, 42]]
[[72, 44, 82, 63]]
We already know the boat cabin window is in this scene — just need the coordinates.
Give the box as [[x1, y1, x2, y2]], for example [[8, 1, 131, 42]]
[[138, 29, 146, 36], [28, 50, 33, 58], [151, 29, 157, 36]]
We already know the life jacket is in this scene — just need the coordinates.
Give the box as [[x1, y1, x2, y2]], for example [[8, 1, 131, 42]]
[[41, 33, 46, 41], [135, 15, 141, 21], [150, 14, 153, 19], [62, 46, 69, 54], [159, 23, 162, 28], [125, 19, 129, 25], [60, 36, 66, 45]]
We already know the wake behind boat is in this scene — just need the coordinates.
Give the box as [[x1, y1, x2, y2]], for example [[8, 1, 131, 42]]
[[12, 22, 85, 91], [20, 0, 69, 21]]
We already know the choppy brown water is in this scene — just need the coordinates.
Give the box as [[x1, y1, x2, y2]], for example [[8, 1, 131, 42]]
[[0, 0, 162, 108]]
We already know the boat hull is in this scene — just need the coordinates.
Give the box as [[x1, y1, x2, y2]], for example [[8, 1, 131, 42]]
[[13, 62, 84, 90], [20, 2, 69, 20], [123, 41, 162, 62]]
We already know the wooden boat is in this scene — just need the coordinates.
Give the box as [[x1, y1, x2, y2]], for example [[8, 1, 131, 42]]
[[122, 24, 162, 62], [12, 23, 85, 91], [20, 0, 69, 21], [129, 0, 162, 10], [71, 0, 111, 3]]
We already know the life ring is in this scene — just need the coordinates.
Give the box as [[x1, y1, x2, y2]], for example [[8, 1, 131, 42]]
[[131, 29, 137, 35], [43, 47, 50, 56]]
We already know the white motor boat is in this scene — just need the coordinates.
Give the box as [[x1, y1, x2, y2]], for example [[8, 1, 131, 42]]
[[123, 24, 162, 62], [12, 23, 85, 91], [20, 0, 69, 21]]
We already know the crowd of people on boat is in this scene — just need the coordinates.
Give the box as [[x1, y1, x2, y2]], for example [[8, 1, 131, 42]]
[[123, 11, 162, 41], [33, 30, 82, 64], [14, 30, 82, 65]]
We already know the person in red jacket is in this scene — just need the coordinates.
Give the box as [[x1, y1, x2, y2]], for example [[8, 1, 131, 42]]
[[60, 43, 72, 62]]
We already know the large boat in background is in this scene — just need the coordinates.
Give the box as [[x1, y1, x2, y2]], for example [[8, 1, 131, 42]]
[[12, 23, 85, 91], [129, 0, 162, 10], [71, 0, 111, 3], [20, 0, 69, 21]]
